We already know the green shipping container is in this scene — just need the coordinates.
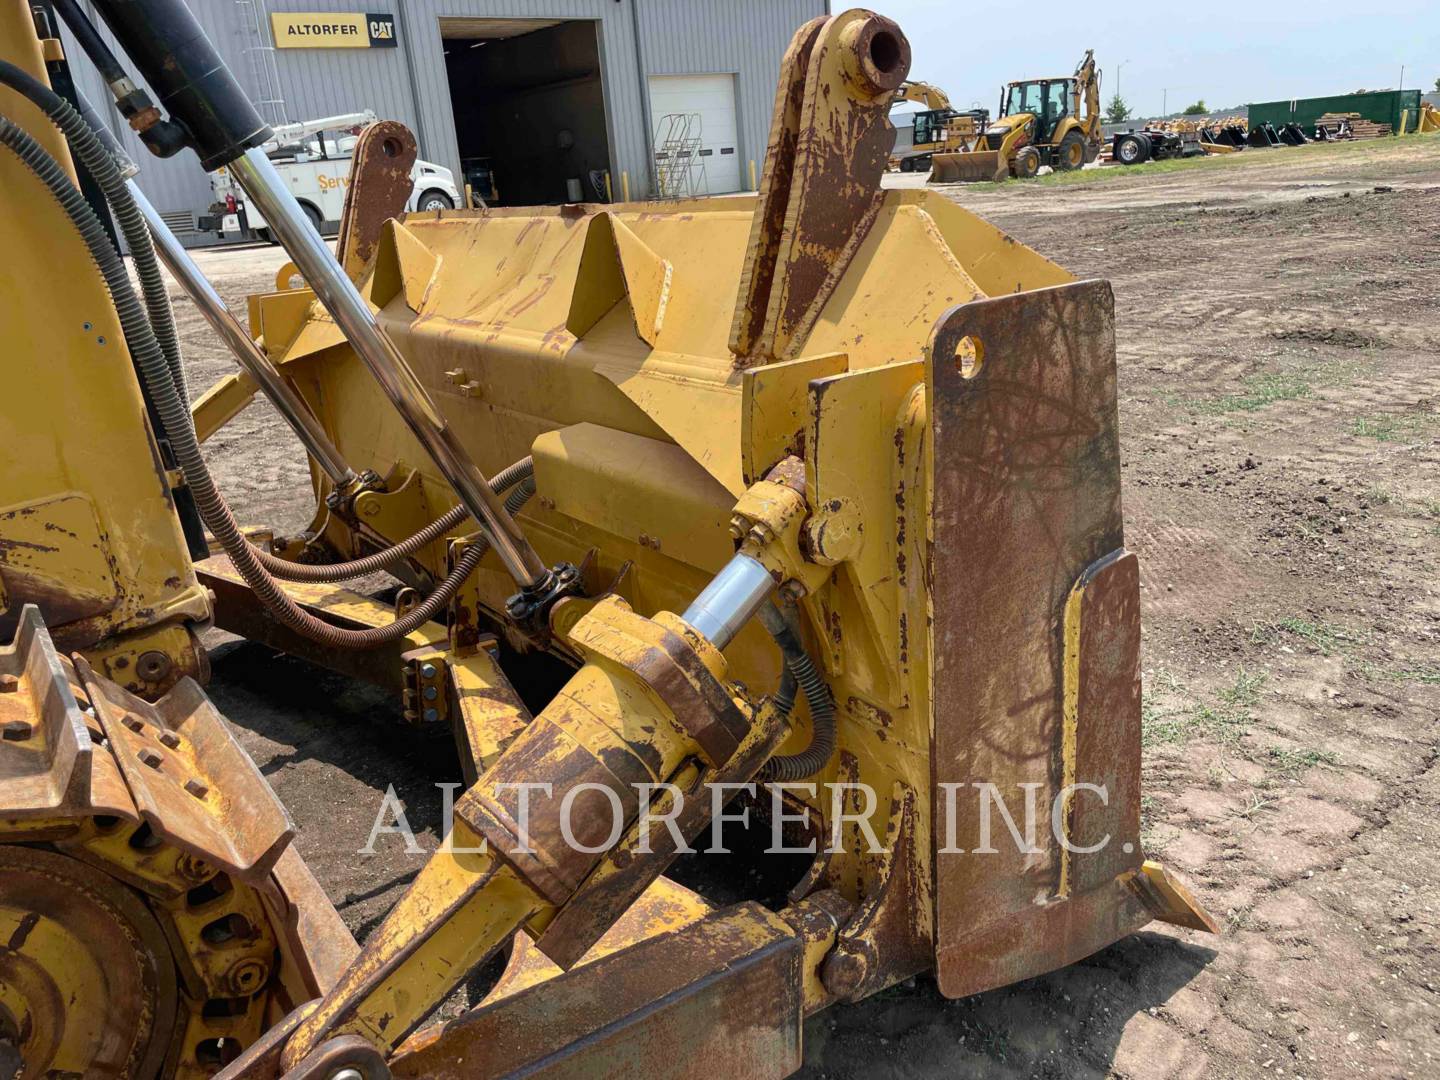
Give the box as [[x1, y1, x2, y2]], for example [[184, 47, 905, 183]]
[[1248, 89, 1423, 134]]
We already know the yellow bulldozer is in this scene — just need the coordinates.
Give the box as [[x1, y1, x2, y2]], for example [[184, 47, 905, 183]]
[[932, 49, 1104, 182], [0, 3, 1213, 1077]]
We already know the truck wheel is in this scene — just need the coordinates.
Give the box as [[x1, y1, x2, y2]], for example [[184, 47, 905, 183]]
[[1013, 147, 1042, 179], [1114, 134, 1148, 165], [900, 156, 915, 173], [418, 189, 454, 212], [298, 202, 324, 236]]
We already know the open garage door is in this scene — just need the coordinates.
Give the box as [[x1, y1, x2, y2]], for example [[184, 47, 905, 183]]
[[441, 18, 611, 206], [648, 74, 742, 195]]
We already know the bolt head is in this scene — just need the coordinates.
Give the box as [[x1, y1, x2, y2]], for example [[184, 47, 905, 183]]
[[0, 674, 19, 694], [779, 579, 808, 602], [135, 650, 172, 682], [1, 720, 33, 742], [420, 663, 438, 679], [423, 685, 438, 702], [422, 708, 439, 723]]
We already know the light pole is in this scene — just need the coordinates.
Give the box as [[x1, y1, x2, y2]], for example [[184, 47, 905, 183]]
[[1116, 58, 1131, 101], [1163, 87, 1169, 117]]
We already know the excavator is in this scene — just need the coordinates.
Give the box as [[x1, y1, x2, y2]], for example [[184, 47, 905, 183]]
[[0, 3, 1215, 1077], [932, 49, 1103, 182], [889, 79, 988, 173]]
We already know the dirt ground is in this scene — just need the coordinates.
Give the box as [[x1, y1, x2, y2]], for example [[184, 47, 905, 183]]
[[174, 136, 1440, 1078]]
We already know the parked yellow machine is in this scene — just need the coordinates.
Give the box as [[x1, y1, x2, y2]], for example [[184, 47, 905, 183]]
[[932, 48, 1103, 182], [889, 79, 988, 172], [0, 4, 1213, 1077]]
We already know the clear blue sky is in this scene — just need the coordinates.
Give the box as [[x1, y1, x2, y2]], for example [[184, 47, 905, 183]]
[[873, 0, 1439, 117]]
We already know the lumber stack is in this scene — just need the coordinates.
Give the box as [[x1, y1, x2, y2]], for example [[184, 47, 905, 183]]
[[1316, 112, 1391, 140]]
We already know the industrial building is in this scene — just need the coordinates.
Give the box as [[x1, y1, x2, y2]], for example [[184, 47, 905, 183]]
[[58, 0, 827, 245]]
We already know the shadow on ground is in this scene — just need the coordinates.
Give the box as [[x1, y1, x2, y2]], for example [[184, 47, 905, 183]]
[[799, 930, 1217, 1079]]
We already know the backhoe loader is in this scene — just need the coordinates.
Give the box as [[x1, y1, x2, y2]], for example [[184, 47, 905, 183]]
[[890, 79, 988, 173], [932, 48, 1103, 182], [0, 3, 1214, 1076]]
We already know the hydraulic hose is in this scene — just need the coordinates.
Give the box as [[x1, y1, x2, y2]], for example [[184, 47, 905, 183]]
[[252, 456, 533, 584], [0, 60, 187, 403], [757, 600, 837, 781], [0, 113, 528, 649]]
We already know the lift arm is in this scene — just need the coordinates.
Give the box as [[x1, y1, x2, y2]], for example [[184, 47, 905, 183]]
[[892, 79, 950, 111]]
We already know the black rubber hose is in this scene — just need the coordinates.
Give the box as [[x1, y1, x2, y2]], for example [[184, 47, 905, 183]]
[[0, 61, 533, 596], [0, 60, 187, 402], [51, 0, 129, 87], [757, 600, 836, 782], [253, 456, 533, 583], [0, 114, 527, 650]]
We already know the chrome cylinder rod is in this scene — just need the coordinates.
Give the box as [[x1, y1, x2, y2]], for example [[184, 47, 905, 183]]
[[228, 147, 548, 588], [129, 180, 358, 488], [682, 553, 775, 650]]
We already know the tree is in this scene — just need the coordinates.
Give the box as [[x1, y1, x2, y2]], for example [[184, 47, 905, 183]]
[[1105, 93, 1132, 123], [1182, 100, 1208, 115], [1433, 76, 1440, 92]]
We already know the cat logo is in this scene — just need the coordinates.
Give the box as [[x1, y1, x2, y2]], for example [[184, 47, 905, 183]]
[[365, 14, 397, 48]]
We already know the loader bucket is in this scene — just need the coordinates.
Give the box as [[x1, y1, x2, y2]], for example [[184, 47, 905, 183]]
[[930, 148, 1008, 183]]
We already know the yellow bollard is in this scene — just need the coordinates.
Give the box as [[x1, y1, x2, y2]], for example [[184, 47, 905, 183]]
[[1398, 110, 1409, 136], [749, 159, 758, 190], [604, 171, 614, 201], [622, 170, 630, 201]]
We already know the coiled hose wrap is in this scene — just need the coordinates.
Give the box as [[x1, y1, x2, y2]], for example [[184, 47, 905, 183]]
[[757, 600, 836, 781], [0, 89, 531, 649], [0, 61, 187, 404]]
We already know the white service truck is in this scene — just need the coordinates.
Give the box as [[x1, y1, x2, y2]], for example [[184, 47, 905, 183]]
[[209, 111, 462, 242]]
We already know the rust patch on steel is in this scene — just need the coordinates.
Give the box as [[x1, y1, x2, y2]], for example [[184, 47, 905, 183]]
[[729, 16, 826, 360], [926, 280, 1168, 997], [336, 120, 420, 279], [389, 903, 803, 1080], [731, 11, 910, 367], [81, 657, 295, 881]]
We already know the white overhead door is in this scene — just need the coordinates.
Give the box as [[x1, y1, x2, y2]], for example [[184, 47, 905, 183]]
[[648, 74, 742, 195]]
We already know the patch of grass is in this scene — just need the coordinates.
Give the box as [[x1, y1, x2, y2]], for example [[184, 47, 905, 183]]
[[1141, 699, 1193, 748], [1364, 486, 1392, 505], [952, 150, 1233, 191], [1192, 371, 1314, 415], [1254, 616, 1365, 655], [1218, 666, 1267, 708], [1418, 497, 1440, 518], [1264, 746, 1340, 775], [1142, 667, 1265, 751], [1350, 414, 1433, 442], [1186, 357, 1364, 418], [1356, 660, 1440, 686]]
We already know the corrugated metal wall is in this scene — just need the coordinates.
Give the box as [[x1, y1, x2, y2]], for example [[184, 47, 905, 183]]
[[1248, 90, 1423, 134], [57, 0, 825, 245], [634, 0, 826, 187]]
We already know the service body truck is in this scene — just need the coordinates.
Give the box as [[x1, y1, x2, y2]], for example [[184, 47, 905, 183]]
[[211, 112, 462, 242]]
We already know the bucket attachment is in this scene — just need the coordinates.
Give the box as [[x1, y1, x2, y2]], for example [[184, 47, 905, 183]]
[[930, 148, 1008, 183]]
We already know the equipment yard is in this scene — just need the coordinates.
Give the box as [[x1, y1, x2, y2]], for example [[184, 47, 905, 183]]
[[181, 133, 1440, 1079]]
